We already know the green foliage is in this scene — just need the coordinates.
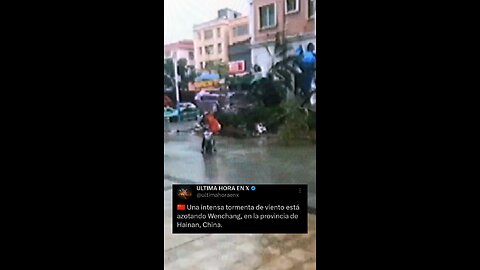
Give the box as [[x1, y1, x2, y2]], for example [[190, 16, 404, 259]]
[[164, 59, 174, 78], [177, 58, 188, 78], [215, 30, 316, 143], [226, 74, 254, 92], [249, 78, 285, 107], [277, 102, 315, 144], [217, 101, 315, 143], [248, 31, 304, 108], [187, 68, 197, 82], [216, 112, 244, 128], [164, 74, 174, 88], [306, 110, 316, 130], [205, 61, 228, 78], [217, 105, 285, 132], [245, 106, 285, 131], [164, 58, 197, 91]]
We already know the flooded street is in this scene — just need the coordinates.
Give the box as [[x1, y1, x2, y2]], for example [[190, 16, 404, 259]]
[[164, 122, 316, 209]]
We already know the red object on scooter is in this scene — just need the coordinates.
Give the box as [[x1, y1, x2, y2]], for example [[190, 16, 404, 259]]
[[205, 114, 221, 134]]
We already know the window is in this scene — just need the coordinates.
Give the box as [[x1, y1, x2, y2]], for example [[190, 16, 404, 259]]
[[217, 43, 222, 54], [205, 45, 214, 55], [206, 61, 215, 69], [216, 28, 221, 38], [308, 0, 315, 19], [196, 31, 201, 40], [198, 47, 202, 55], [200, 62, 204, 69], [259, 4, 276, 29], [233, 24, 249, 36], [218, 9, 227, 18], [189, 51, 194, 60], [285, 0, 299, 14], [204, 29, 213, 39]]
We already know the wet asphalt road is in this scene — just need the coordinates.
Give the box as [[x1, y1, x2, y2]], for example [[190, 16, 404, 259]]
[[164, 121, 316, 209]]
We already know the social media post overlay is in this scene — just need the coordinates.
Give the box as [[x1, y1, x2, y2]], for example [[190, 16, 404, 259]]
[[172, 184, 308, 234]]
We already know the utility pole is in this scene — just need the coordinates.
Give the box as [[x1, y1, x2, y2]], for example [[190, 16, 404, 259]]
[[164, 51, 182, 119], [173, 53, 180, 105]]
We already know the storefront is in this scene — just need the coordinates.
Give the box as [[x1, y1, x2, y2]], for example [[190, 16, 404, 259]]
[[228, 39, 252, 73], [251, 36, 316, 76]]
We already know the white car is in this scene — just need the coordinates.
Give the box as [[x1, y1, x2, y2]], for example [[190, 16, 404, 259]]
[[178, 102, 197, 112]]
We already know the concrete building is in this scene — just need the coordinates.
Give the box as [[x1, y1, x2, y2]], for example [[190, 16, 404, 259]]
[[164, 40, 195, 67], [250, 0, 316, 73], [228, 38, 251, 76], [193, 8, 250, 70]]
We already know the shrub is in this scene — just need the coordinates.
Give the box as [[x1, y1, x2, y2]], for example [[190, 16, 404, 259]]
[[277, 102, 313, 144], [306, 110, 316, 130], [217, 99, 316, 144], [216, 112, 245, 128], [216, 105, 286, 133]]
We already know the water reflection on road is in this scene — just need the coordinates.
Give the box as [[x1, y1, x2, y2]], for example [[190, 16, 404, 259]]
[[164, 130, 316, 208]]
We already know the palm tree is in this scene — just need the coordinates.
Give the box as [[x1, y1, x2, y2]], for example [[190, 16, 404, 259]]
[[251, 27, 317, 111], [164, 58, 197, 91], [205, 61, 228, 78], [249, 30, 304, 107]]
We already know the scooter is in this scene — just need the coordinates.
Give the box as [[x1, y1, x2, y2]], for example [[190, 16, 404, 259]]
[[202, 130, 216, 154]]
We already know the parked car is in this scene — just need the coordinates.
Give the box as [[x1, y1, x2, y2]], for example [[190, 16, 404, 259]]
[[222, 91, 256, 114], [178, 102, 197, 112], [178, 102, 199, 121], [194, 91, 226, 113], [164, 107, 179, 122]]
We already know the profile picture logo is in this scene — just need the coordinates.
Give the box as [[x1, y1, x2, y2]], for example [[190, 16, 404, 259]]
[[177, 187, 192, 200]]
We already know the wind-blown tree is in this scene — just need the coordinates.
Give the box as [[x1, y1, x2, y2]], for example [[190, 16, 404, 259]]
[[164, 58, 197, 91], [177, 58, 187, 79], [176, 58, 188, 90], [205, 61, 228, 78], [164, 59, 174, 79], [249, 30, 316, 141], [249, 28, 317, 110], [248, 31, 301, 107], [164, 74, 174, 88]]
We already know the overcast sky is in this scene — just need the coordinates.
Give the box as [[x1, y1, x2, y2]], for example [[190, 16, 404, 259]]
[[164, 0, 249, 44]]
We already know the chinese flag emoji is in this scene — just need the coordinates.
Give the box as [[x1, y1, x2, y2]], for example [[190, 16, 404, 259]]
[[177, 204, 186, 211]]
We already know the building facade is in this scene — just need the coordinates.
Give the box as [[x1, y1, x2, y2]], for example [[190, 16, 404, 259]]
[[164, 40, 195, 67], [193, 9, 250, 70], [250, 0, 316, 73], [228, 38, 252, 75]]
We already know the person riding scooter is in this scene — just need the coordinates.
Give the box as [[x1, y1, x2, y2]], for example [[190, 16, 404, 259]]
[[198, 111, 221, 153]]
